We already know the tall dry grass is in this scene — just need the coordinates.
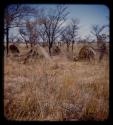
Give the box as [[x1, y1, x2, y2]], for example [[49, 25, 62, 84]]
[[4, 43, 109, 121]]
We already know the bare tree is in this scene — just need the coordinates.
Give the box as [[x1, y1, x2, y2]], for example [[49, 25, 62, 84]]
[[61, 18, 79, 52], [38, 19, 48, 46], [26, 20, 39, 47], [91, 24, 109, 62], [39, 5, 69, 56], [69, 19, 79, 52], [91, 24, 108, 47], [61, 26, 71, 52], [19, 28, 29, 48], [19, 19, 39, 48], [4, 4, 36, 55]]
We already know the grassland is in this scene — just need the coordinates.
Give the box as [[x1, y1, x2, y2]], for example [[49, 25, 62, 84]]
[[4, 43, 109, 121]]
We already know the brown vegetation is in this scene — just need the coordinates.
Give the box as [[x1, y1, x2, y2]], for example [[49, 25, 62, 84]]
[[98, 43, 108, 62], [9, 44, 20, 56], [52, 46, 61, 56], [4, 42, 109, 121], [9, 44, 20, 54], [4, 4, 109, 121], [77, 45, 96, 62]]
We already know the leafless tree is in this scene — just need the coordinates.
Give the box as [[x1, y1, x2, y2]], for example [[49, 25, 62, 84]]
[[38, 5, 69, 56], [19, 19, 39, 48], [61, 18, 79, 52], [61, 26, 71, 52], [26, 20, 39, 47], [38, 11, 48, 44], [69, 19, 79, 52], [4, 4, 37, 55], [91, 24, 109, 62], [91, 24, 108, 47], [19, 28, 29, 48]]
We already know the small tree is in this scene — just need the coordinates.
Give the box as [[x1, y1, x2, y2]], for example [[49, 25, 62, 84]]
[[91, 24, 109, 62], [61, 18, 79, 53], [19, 19, 39, 48], [91, 24, 108, 47], [19, 28, 29, 48], [61, 26, 71, 52], [69, 19, 79, 52]]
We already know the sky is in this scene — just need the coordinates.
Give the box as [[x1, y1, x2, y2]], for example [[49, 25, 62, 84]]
[[8, 4, 109, 41], [67, 5, 109, 39]]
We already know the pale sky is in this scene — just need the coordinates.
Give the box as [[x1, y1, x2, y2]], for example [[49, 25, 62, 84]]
[[8, 4, 109, 42]]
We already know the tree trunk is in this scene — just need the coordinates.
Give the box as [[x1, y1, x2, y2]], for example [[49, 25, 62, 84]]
[[49, 42, 53, 56], [67, 43, 69, 52], [25, 40, 29, 48], [49, 45, 52, 56], [72, 40, 75, 53], [30, 42, 33, 48], [26, 43, 29, 48], [97, 36, 103, 48], [6, 27, 9, 55], [72, 43, 74, 53]]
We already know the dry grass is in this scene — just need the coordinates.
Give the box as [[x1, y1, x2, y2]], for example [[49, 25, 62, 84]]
[[4, 43, 109, 121]]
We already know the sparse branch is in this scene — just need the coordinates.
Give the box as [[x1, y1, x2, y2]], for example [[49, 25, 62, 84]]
[[91, 24, 109, 47]]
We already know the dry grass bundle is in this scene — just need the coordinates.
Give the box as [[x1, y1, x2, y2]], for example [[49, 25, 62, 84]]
[[78, 45, 96, 61], [9, 44, 20, 54]]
